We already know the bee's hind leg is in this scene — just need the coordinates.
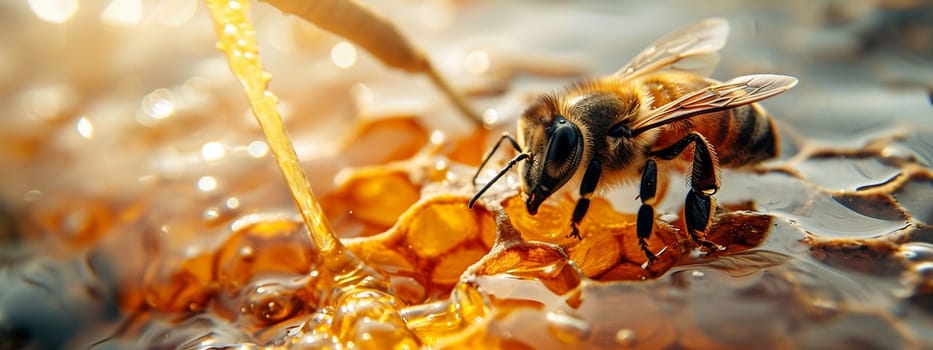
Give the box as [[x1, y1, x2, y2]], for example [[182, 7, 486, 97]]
[[651, 132, 726, 253], [684, 190, 724, 252]]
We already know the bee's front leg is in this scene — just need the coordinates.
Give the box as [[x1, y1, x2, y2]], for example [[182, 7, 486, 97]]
[[651, 132, 725, 253], [567, 159, 601, 240]]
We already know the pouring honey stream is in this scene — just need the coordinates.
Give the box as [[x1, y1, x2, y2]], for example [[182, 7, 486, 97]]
[[204, 0, 378, 286]]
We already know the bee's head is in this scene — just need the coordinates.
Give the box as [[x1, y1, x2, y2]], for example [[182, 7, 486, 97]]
[[517, 95, 584, 215]]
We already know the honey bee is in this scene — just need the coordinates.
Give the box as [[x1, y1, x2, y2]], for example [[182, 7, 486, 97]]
[[468, 18, 797, 266]]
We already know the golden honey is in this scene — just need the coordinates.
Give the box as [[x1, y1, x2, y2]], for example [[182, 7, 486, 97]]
[[2, 1, 931, 349]]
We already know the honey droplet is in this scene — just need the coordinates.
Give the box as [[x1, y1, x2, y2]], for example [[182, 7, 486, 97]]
[[332, 289, 421, 348], [546, 311, 591, 344], [615, 328, 636, 347], [243, 280, 308, 325]]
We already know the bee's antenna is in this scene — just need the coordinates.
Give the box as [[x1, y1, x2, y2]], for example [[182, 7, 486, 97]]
[[472, 133, 524, 186], [468, 153, 529, 209]]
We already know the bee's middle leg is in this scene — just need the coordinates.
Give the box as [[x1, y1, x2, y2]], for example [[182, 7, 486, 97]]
[[567, 159, 601, 240], [637, 159, 667, 267]]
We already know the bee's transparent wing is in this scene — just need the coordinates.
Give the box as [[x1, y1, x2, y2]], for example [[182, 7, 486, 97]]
[[631, 74, 798, 133], [614, 18, 729, 80]]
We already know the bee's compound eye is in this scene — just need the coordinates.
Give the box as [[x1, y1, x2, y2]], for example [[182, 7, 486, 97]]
[[546, 115, 568, 136], [546, 116, 576, 157], [540, 115, 582, 188], [548, 126, 576, 161]]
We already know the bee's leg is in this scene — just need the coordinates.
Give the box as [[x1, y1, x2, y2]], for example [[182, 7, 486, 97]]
[[472, 133, 522, 186], [684, 190, 723, 251], [567, 159, 601, 240], [636, 159, 667, 267], [650, 132, 725, 252]]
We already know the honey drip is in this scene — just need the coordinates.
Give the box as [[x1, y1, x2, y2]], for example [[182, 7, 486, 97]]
[[204, 0, 379, 290]]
